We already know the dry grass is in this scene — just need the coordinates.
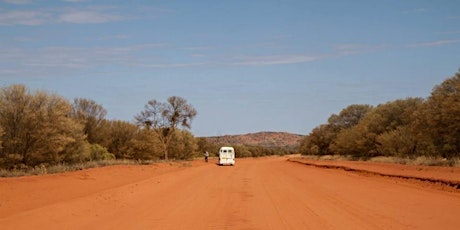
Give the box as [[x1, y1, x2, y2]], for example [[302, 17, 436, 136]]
[[0, 158, 200, 177], [301, 155, 460, 167], [301, 154, 354, 161], [370, 156, 460, 167], [0, 159, 138, 177]]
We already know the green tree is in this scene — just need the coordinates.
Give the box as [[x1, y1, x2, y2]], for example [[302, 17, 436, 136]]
[[299, 104, 372, 156], [331, 98, 423, 158], [330, 127, 367, 157], [328, 104, 373, 130], [196, 137, 219, 156], [70, 98, 107, 144], [135, 96, 197, 160], [125, 129, 163, 161], [168, 130, 198, 160], [89, 144, 115, 161], [94, 119, 138, 159], [234, 145, 251, 158], [0, 85, 87, 167], [376, 126, 418, 157], [299, 124, 335, 155], [413, 70, 460, 158]]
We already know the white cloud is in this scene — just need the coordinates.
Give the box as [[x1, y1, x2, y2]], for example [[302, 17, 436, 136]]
[[334, 43, 388, 55], [0, 10, 51, 26], [403, 8, 427, 14], [93, 34, 130, 41], [2, 0, 32, 4], [0, 6, 129, 26], [138, 62, 209, 68], [0, 43, 173, 77], [406, 39, 460, 48], [438, 30, 460, 35], [231, 54, 322, 66], [58, 10, 124, 24], [183, 46, 212, 51]]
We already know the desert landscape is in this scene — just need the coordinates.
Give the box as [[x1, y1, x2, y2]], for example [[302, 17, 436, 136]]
[[2, 1, 459, 229], [1, 155, 459, 229]]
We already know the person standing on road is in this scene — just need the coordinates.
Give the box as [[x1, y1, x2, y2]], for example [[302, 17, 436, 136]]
[[204, 151, 209, 162]]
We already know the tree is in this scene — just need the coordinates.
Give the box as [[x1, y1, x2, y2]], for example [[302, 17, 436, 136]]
[[125, 129, 163, 161], [168, 130, 198, 160], [330, 127, 368, 157], [0, 85, 87, 167], [196, 137, 216, 156], [299, 104, 372, 156], [135, 96, 197, 160], [70, 98, 107, 144], [331, 98, 423, 158], [98, 120, 139, 159], [376, 126, 418, 157], [328, 104, 373, 130], [299, 124, 335, 155], [413, 70, 460, 158]]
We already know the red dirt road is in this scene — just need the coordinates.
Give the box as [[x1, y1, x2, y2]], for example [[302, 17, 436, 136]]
[[1, 156, 460, 229]]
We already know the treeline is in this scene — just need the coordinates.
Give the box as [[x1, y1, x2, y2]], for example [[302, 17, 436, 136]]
[[0, 84, 199, 170], [197, 137, 296, 158], [299, 70, 460, 160], [0, 84, 293, 171]]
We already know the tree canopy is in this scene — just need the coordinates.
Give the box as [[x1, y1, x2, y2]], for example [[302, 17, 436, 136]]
[[135, 96, 197, 160], [300, 69, 460, 160]]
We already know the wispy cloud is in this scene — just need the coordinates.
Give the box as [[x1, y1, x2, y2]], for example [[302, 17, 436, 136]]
[[446, 16, 460, 20], [92, 34, 130, 41], [183, 46, 212, 51], [0, 43, 169, 77], [406, 39, 460, 48], [230, 54, 322, 66], [0, 10, 52, 26], [438, 30, 460, 35], [2, 0, 32, 4], [0, 6, 128, 26], [334, 43, 388, 55], [59, 11, 123, 24], [403, 8, 427, 14], [137, 62, 210, 68]]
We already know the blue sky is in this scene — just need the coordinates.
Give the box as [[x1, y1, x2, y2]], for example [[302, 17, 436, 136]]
[[1, 0, 459, 136]]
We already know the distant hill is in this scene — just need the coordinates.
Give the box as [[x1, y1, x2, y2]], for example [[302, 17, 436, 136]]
[[204, 132, 304, 148]]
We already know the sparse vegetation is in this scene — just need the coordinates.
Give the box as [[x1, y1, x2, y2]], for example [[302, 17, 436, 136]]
[[199, 132, 301, 158], [0, 159, 138, 177], [134, 96, 197, 160], [2, 69, 459, 175], [0, 85, 201, 176], [300, 69, 460, 164], [301, 155, 460, 167], [206, 132, 303, 149]]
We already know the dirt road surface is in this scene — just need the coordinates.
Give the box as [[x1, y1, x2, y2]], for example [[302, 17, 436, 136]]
[[1, 156, 460, 229]]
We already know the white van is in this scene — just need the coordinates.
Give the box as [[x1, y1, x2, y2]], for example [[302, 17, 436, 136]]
[[218, 146, 235, 166]]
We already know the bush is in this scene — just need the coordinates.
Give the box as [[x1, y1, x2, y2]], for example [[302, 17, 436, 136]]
[[89, 144, 115, 161]]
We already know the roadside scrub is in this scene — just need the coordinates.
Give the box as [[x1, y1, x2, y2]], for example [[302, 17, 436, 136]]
[[300, 155, 460, 167], [0, 159, 137, 177]]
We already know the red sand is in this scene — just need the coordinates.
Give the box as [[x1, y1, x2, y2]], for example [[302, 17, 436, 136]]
[[1, 156, 460, 229]]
